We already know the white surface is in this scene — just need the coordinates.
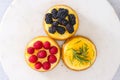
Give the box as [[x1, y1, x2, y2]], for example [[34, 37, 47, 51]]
[[0, 0, 12, 80], [0, 0, 120, 80], [0, 0, 12, 22]]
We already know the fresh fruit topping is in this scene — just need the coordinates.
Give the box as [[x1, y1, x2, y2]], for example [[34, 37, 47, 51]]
[[33, 41, 43, 49], [56, 26, 65, 34], [45, 13, 53, 24], [27, 47, 34, 54], [66, 23, 74, 33], [45, 7, 76, 35], [37, 50, 47, 58], [35, 62, 42, 69], [57, 8, 68, 19], [42, 62, 51, 70], [52, 21, 59, 26], [48, 55, 57, 63], [43, 41, 51, 49], [57, 18, 63, 25], [61, 19, 68, 26], [58, 8, 64, 11], [49, 26, 56, 34], [68, 14, 76, 25], [49, 46, 58, 54], [29, 55, 38, 63], [51, 9, 58, 19]]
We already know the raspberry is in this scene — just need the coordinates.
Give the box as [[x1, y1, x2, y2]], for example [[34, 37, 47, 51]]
[[37, 50, 47, 58], [35, 62, 42, 69], [29, 55, 38, 63], [49, 46, 58, 54], [33, 41, 43, 49], [48, 55, 57, 63], [43, 41, 51, 49], [27, 47, 34, 54], [42, 62, 51, 70]]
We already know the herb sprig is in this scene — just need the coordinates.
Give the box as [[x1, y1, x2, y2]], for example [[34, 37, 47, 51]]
[[71, 43, 91, 64]]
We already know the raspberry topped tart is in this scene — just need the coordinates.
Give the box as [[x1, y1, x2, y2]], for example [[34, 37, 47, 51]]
[[62, 36, 97, 71], [43, 5, 79, 40], [25, 36, 60, 72]]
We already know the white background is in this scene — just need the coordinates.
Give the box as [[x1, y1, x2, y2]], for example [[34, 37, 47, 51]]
[[0, 0, 120, 80]]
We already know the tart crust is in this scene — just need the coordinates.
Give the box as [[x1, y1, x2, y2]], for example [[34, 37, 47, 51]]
[[43, 5, 79, 40], [25, 36, 60, 72], [62, 36, 97, 71]]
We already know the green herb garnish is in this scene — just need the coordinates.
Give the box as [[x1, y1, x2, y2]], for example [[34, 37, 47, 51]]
[[71, 43, 91, 65], [74, 40, 81, 44]]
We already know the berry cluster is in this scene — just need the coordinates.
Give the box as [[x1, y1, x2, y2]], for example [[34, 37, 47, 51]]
[[27, 41, 58, 70], [45, 8, 76, 34]]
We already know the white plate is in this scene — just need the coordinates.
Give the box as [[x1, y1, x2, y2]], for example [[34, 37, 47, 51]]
[[0, 0, 120, 80]]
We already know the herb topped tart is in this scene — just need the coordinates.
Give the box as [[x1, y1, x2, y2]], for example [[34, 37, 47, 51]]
[[25, 36, 60, 72], [62, 36, 97, 71], [43, 5, 79, 40]]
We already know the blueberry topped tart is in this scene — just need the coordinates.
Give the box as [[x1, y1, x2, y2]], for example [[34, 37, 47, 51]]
[[43, 5, 79, 40]]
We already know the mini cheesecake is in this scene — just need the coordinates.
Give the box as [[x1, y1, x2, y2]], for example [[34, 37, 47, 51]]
[[43, 5, 79, 40], [25, 36, 60, 72], [62, 36, 97, 71]]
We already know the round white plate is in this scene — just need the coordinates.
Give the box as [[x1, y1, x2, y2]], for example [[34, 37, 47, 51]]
[[0, 0, 120, 80]]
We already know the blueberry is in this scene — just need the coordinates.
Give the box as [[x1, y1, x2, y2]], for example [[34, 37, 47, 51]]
[[58, 8, 65, 11], [45, 13, 53, 24], [52, 21, 59, 26], [56, 26, 65, 34], [58, 18, 63, 25], [68, 14, 76, 25], [57, 8, 68, 19], [51, 9, 58, 19], [49, 26, 56, 34], [66, 23, 74, 33], [61, 19, 68, 26]]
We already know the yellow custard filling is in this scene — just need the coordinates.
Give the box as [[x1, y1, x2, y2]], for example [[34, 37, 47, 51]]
[[62, 36, 97, 71], [43, 5, 79, 40]]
